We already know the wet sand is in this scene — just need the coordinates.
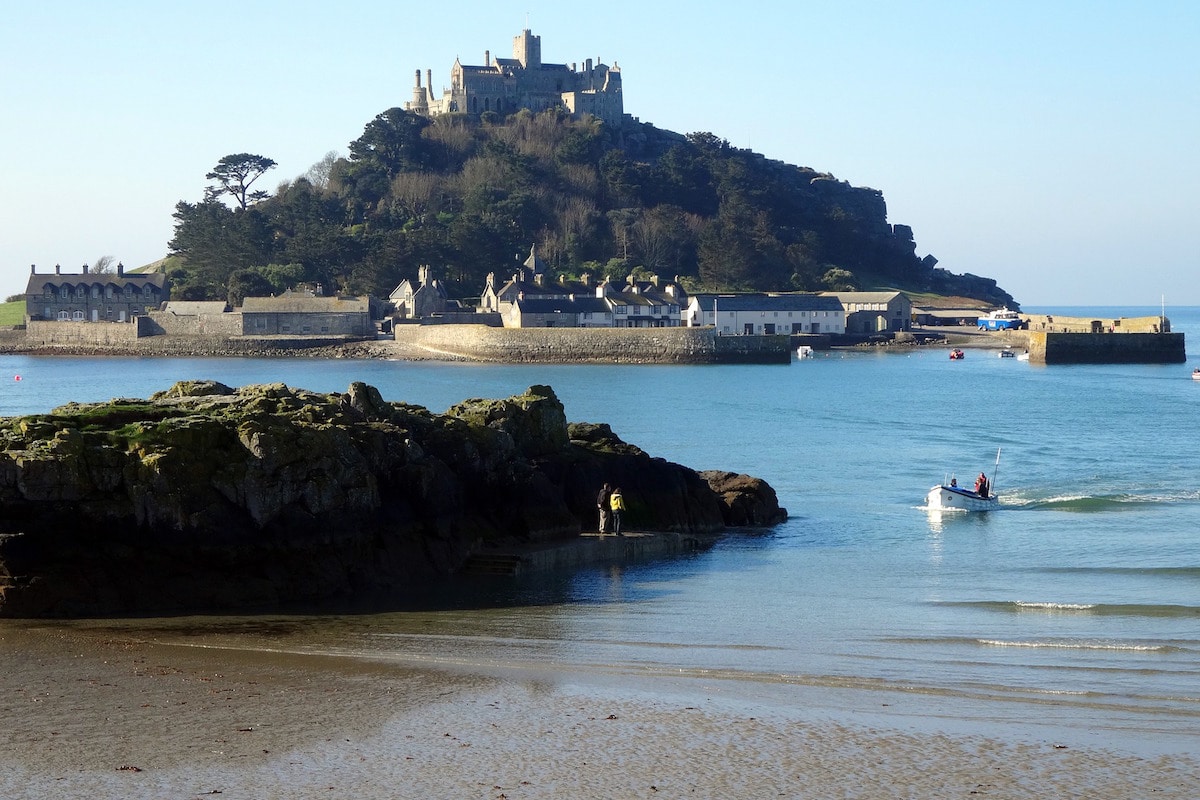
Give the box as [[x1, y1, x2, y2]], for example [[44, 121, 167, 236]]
[[2, 626, 1196, 799]]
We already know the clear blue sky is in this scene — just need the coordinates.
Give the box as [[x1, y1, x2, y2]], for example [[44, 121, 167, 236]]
[[2, 1, 1197, 306]]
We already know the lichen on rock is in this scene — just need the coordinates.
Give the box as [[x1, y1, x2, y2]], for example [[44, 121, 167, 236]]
[[0, 381, 785, 617]]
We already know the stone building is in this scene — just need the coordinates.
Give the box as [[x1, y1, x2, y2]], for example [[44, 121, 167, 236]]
[[24, 263, 169, 323], [406, 28, 623, 125], [390, 266, 450, 319], [240, 289, 371, 336], [822, 291, 912, 333]]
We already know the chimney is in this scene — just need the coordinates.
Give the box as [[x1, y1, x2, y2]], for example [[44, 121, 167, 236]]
[[30, 264, 36, 275], [426, 69, 432, 92], [580, 272, 591, 287], [116, 262, 124, 276], [534, 273, 544, 287], [415, 69, 422, 87], [55, 264, 61, 274], [650, 274, 660, 287], [83, 263, 90, 274], [486, 49, 491, 66]]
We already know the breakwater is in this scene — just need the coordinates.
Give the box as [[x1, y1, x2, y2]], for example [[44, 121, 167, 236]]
[[393, 324, 791, 364], [1027, 331, 1186, 364]]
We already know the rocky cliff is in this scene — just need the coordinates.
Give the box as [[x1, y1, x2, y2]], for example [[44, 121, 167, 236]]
[[0, 382, 785, 617]]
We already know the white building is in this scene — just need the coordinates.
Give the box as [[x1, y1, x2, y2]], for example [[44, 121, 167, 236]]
[[686, 293, 845, 335]]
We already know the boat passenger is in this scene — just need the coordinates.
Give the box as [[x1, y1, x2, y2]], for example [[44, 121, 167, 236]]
[[975, 472, 989, 498], [950, 477, 957, 487]]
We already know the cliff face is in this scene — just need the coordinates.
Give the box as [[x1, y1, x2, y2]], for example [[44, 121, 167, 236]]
[[0, 382, 785, 617]]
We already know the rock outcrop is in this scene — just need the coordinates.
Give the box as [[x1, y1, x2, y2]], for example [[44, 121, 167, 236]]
[[0, 382, 785, 617]]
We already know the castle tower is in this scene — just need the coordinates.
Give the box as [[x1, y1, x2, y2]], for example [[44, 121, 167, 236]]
[[410, 70, 428, 112], [513, 28, 541, 69]]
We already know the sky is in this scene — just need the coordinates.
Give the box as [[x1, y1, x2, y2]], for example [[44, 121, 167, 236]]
[[2, 1, 1197, 307]]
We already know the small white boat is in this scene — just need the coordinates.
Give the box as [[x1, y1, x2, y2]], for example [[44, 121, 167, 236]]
[[1016, 351, 1030, 361], [797, 345, 814, 359], [999, 348, 1015, 358], [925, 483, 1000, 512], [1193, 368, 1200, 381], [925, 448, 1002, 512]]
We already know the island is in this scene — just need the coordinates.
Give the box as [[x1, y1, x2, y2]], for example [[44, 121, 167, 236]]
[[0, 382, 785, 617]]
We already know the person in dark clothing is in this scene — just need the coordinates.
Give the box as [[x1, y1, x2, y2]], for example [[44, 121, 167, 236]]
[[597, 483, 613, 534]]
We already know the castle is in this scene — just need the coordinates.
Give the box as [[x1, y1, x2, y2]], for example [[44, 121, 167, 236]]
[[405, 28, 623, 125]]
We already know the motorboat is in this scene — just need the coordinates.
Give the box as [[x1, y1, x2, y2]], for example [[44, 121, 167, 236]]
[[1016, 351, 1030, 361], [797, 345, 814, 359], [925, 448, 1002, 512], [949, 348, 965, 360], [999, 348, 1015, 358], [1193, 368, 1200, 381], [925, 483, 1000, 512]]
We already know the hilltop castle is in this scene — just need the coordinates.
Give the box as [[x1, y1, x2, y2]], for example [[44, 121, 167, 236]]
[[405, 28, 623, 125]]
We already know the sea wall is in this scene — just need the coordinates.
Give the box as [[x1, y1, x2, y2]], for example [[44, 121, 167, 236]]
[[1022, 314, 1167, 334], [26, 319, 143, 346], [1027, 331, 1186, 364], [143, 309, 244, 337], [393, 324, 791, 364]]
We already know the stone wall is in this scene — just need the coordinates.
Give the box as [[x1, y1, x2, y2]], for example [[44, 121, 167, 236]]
[[26, 320, 142, 346], [143, 310, 244, 337], [393, 324, 790, 363], [1027, 331, 1186, 364], [1023, 314, 1168, 334]]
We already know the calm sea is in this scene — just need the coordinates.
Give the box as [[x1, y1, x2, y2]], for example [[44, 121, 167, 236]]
[[2, 306, 1197, 752]]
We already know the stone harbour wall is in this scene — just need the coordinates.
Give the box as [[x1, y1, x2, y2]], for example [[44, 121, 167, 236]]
[[1027, 331, 1186, 364], [393, 324, 791, 363]]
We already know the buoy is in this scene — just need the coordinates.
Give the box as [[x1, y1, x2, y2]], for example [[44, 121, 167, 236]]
[[13, 375, 21, 381]]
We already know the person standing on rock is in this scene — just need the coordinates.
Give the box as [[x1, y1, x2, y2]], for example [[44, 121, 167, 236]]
[[597, 483, 613, 535], [609, 486, 626, 536]]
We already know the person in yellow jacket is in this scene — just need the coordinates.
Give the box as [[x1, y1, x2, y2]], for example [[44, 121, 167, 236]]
[[609, 486, 626, 536]]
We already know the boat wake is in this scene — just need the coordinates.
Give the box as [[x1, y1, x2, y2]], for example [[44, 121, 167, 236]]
[[1004, 489, 1200, 512]]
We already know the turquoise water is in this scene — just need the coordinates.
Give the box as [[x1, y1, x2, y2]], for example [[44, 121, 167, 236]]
[[2, 306, 1197, 751]]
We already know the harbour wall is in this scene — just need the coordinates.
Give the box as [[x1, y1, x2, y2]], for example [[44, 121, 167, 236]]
[[1027, 331, 1186, 364], [392, 324, 791, 364]]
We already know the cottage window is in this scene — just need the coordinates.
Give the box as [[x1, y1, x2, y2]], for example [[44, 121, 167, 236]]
[[60, 286, 70, 299], [44, 287, 53, 298], [44, 306, 51, 318], [57, 310, 69, 320], [91, 285, 100, 298], [72, 310, 85, 321], [106, 286, 114, 299]]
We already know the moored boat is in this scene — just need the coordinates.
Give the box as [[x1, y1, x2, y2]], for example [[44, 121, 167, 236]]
[[999, 348, 1015, 358], [949, 348, 965, 360], [1193, 368, 1200, 381]]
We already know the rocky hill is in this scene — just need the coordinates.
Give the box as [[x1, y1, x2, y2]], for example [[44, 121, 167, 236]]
[[0, 382, 784, 617]]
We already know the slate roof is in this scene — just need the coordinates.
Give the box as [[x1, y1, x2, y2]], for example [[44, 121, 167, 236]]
[[691, 293, 843, 312], [26, 271, 168, 294], [514, 296, 610, 314], [241, 293, 369, 313]]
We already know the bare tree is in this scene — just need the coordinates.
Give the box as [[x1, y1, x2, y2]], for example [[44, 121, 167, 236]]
[[91, 255, 117, 274], [303, 150, 341, 192]]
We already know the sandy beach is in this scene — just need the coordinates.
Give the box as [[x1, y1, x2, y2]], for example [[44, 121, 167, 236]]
[[2, 624, 1195, 800]]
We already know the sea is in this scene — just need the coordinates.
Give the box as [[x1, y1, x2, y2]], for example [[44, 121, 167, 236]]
[[2, 305, 1197, 754]]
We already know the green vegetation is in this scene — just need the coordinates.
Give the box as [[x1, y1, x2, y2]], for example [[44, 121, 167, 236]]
[[167, 107, 1015, 306], [0, 300, 26, 326]]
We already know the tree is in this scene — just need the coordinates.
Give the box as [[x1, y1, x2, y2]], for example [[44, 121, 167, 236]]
[[90, 255, 117, 274], [205, 153, 278, 210]]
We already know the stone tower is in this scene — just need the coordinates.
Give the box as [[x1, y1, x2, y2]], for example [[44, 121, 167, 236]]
[[513, 28, 541, 68]]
